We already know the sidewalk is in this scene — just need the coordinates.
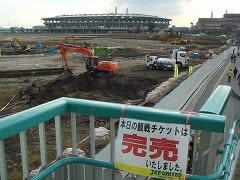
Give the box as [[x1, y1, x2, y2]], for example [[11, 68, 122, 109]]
[[225, 50, 240, 180], [225, 47, 240, 94], [232, 143, 240, 180]]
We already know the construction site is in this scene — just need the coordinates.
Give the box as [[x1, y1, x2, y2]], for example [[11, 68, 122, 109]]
[[0, 33, 229, 179], [0, 33, 228, 112]]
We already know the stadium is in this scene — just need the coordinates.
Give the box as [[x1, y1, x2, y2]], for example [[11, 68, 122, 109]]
[[41, 8, 171, 34]]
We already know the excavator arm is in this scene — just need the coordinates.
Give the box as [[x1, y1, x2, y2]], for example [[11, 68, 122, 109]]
[[12, 37, 30, 53], [59, 43, 93, 67]]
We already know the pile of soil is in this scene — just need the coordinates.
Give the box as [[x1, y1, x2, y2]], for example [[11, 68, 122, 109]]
[[0, 59, 176, 116], [20, 71, 163, 107]]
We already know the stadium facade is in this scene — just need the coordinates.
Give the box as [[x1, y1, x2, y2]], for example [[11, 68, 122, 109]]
[[41, 8, 171, 34]]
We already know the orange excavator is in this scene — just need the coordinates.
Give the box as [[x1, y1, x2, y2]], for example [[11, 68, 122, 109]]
[[59, 43, 118, 75]]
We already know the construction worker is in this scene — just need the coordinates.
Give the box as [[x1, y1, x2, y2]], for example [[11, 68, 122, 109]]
[[231, 54, 234, 63], [234, 54, 237, 63], [233, 66, 238, 79], [227, 69, 234, 82]]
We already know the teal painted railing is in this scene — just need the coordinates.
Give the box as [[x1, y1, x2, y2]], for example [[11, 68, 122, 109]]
[[187, 119, 240, 180], [199, 85, 231, 115], [0, 85, 239, 180], [0, 98, 226, 141], [31, 119, 240, 180]]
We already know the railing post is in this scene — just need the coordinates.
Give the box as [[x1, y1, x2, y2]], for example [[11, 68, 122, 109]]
[[69, 112, 77, 180], [90, 115, 95, 158], [110, 118, 116, 163], [71, 113, 77, 154], [54, 116, 66, 180], [55, 116, 63, 157], [191, 130, 199, 174], [39, 123, 47, 166], [20, 131, 29, 179], [0, 141, 7, 180], [89, 115, 95, 180], [110, 118, 117, 180]]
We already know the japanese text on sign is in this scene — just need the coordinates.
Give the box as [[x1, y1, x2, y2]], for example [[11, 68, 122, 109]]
[[115, 118, 190, 180]]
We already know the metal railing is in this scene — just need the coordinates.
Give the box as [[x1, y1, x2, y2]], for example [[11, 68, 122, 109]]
[[0, 85, 239, 180], [188, 119, 240, 180]]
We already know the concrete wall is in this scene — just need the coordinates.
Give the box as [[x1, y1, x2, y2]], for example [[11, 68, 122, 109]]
[[155, 48, 230, 110]]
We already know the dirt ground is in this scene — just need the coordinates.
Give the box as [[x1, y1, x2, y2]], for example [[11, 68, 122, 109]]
[[0, 33, 224, 179], [0, 55, 175, 114], [0, 33, 222, 113], [0, 34, 197, 114]]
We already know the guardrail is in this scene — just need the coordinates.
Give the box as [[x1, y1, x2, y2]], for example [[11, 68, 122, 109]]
[[188, 118, 240, 180], [30, 118, 240, 180], [0, 85, 239, 180]]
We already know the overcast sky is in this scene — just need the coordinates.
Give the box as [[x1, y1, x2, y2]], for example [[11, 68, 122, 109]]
[[0, 0, 239, 28]]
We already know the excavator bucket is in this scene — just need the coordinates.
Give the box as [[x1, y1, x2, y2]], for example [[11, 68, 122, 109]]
[[63, 66, 74, 77]]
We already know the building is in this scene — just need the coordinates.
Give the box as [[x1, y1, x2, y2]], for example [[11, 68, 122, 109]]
[[41, 8, 171, 34], [196, 13, 240, 33], [0, 27, 11, 33], [32, 26, 48, 33]]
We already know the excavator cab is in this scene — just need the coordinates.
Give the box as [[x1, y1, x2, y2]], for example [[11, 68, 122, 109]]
[[85, 57, 99, 72], [85, 57, 119, 74]]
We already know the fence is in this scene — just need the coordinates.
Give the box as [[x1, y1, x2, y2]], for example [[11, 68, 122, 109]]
[[0, 84, 239, 179]]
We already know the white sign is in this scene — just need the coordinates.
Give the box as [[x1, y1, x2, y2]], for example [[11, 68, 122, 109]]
[[115, 118, 190, 180]]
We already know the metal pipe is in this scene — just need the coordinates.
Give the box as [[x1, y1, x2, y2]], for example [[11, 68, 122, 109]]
[[20, 131, 29, 179], [0, 141, 7, 180], [55, 116, 63, 157], [71, 112, 77, 155], [110, 118, 116, 163], [0, 97, 226, 141], [90, 115, 95, 159], [31, 156, 115, 180], [39, 123, 47, 166]]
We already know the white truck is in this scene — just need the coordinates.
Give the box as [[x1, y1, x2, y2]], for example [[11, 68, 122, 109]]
[[146, 49, 189, 70]]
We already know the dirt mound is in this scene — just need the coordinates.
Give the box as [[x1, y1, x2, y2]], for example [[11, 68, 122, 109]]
[[0, 60, 174, 115], [188, 36, 227, 45], [21, 72, 158, 106], [149, 33, 182, 42]]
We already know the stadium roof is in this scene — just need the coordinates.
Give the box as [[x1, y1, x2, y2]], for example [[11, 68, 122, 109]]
[[42, 13, 171, 21]]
